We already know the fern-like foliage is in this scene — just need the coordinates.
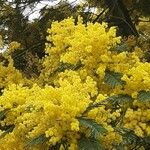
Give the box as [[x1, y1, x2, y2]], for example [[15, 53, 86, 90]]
[[51, 139, 68, 150], [51, 142, 62, 150], [25, 134, 47, 148], [49, 61, 83, 77], [83, 94, 132, 114], [114, 128, 143, 149], [104, 70, 125, 88], [144, 51, 150, 62], [78, 118, 107, 139], [0, 109, 14, 138], [115, 143, 125, 150], [142, 136, 150, 150], [137, 90, 150, 102], [107, 94, 132, 126], [107, 94, 133, 108], [110, 43, 129, 53], [78, 118, 106, 150], [0, 125, 15, 138], [78, 136, 103, 150], [0, 109, 9, 120]]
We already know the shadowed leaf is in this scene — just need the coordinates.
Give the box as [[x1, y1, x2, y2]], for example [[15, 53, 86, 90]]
[[138, 91, 150, 102], [78, 118, 107, 138], [104, 70, 125, 88], [78, 136, 103, 150]]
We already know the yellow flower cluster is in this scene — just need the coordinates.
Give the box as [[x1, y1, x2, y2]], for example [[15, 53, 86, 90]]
[[8, 41, 21, 53], [41, 17, 150, 149], [0, 59, 25, 89], [101, 131, 122, 149], [0, 73, 98, 149], [41, 16, 121, 85], [0, 39, 26, 89], [0, 70, 123, 149], [42, 17, 150, 97], [122, 62, 150, 95], [0, 17, 150, 149], [123, 107, 150, 137], [2, 41, 21, 58]]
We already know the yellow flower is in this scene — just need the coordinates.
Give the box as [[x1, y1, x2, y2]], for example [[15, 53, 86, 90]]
[[71, 120, 79, 131], [146, 126, 150, 135]]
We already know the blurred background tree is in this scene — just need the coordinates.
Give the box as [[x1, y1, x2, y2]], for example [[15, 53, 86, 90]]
[[0, 0, 150, 77]]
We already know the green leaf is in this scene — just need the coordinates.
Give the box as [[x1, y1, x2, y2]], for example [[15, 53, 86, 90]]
[[51, 143, 61, 150], [110, 43, 129, 53], [0, 109, 9, 120], [115, 128, 142, 146], [104, 70, 125, 88], [115, 143, 125, 150], [49, 61, 83, 76], [138, 91, 150, 102], [107, 94, 133, 107], [78, 136, 103, 150], [143, 136, 150, 149], [25, 134, 47, 148], [51, 139, 68, 150], [144, 51, 150, 62], [83, 94, 132, 116], [106, 95, 132, 126], [0, 125, 15, 138], [78, 118, 107, 139]]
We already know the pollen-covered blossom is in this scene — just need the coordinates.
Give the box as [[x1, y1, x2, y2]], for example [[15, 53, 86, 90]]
[[0, 72, 98, 149], [123, 106, 150, 137], [41, 17, 150, 97], [8, 41, 21, 52], [101, 131, 122, 149], [0, 57, 25, 89], [0, 38, 29, 89], [41, 16, 121, 86], [122, 62, 150, 94], [0, 16, 150, 149]]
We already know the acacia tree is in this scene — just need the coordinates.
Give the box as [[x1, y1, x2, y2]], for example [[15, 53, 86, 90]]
[[0, 0, 150, 150], [0, 16, 150, 150]]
